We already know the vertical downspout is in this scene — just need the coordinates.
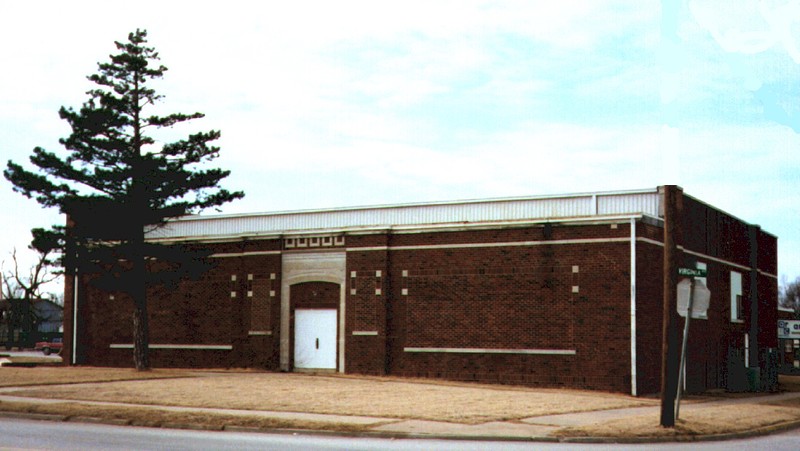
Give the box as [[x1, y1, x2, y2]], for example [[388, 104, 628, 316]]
[[339, 272, 346, 374], [630, 217, 637, 396], [72, 273, 78, 365], [748, 225, 760, 376]]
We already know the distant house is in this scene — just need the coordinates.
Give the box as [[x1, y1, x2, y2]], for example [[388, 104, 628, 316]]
[[779, 306, 798, 372], [33, 299, 63, 334], [1, 298, 63, 348]]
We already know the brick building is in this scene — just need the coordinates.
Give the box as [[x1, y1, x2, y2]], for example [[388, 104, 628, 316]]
[[62, 186, 778, 395]]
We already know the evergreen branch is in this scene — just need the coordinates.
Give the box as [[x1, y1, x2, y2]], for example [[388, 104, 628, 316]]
[[146, 112, 204, 128]]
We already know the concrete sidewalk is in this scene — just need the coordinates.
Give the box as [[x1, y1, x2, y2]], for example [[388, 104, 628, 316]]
[[2, 387, 800, 441], [378, 391, 800, 440], [0, 351, 62, 367]]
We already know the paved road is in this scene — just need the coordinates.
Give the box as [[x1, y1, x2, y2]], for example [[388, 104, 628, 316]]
[[1, 418, 799, 450]]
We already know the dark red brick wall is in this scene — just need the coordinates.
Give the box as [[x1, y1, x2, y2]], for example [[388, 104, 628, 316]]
[[635, 238, 664, 395], [64, 198, 777, 395], [345, 240, 389, 375], [635, 192, 779, 394], [72, 241, 283, 369], [758, 272, 779, 348], [378, 222, 633, 392]]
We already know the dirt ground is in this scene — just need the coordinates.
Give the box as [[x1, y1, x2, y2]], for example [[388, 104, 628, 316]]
[[558, 403, 800, 438], [5, 370, 651, 424], [557, 376, 800, 438], [0, 366, 190, 387], [2, 367, 799, 437]]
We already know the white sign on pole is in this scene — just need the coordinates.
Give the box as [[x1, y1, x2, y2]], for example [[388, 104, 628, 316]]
[[778, 320, 800, 339], [677, 278, 710, 319]]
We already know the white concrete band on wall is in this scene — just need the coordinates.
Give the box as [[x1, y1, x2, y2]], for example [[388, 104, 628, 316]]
[[109, 344, 233, 350], [404, 347, 576, 355]]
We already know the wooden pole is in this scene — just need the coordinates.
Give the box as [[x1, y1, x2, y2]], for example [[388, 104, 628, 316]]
[[660, 185, 682, 427]]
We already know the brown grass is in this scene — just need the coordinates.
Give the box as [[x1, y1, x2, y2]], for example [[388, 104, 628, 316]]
[[6, 367, 798, 437], [0, 400, 376, 432], [556, 403, 800, 438], [779, 375, 800, 392], [5, 371, 650, 424], [0, 366, 195, 387]]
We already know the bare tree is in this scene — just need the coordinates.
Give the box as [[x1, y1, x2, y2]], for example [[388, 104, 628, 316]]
[[1, 233, 60, 302], [1, 249, 58, 301], [1, 239, 60, 347], [781, 276, 800, 319]]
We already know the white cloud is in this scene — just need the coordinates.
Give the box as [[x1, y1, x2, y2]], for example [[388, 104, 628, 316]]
[[1, 0, 798, 284], [690, 0, 800, 62]]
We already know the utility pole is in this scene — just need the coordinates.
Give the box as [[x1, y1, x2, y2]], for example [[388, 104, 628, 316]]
[[660, 185, 683, 427]]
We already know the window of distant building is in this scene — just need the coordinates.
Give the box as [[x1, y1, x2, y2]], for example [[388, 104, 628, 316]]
[[730, 271, 743, 323]]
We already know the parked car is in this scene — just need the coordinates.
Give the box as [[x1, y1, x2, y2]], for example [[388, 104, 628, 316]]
[[34, 337, 63, 355]]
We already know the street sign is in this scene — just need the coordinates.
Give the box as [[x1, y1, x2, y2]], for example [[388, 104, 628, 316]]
[[675, 276, 711, 420], [678, 267, 707, 277], [677, 278, 710, 319], [778, 320, 800, 339]]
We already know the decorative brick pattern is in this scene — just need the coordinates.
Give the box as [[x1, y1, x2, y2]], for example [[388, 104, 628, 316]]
[[249, 276, 270, 332]]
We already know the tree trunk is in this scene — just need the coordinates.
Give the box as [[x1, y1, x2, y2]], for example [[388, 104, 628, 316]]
[[130, 70, 150, 371], [131, 237, 150, 371]]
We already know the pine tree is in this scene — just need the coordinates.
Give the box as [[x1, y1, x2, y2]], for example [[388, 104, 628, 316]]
[[4, 29, 244, 370]]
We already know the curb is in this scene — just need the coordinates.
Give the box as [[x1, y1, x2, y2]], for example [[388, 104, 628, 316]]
[[0, 411, 68, 422], [68, 416, 132, 426], [1, 407, 799, 444], [219, 426, 561, 443], [162, 422, 224, 431], [557, 419, 800, 444]]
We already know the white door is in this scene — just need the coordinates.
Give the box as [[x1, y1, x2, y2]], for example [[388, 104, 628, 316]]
[[294, 309, 337, 370]]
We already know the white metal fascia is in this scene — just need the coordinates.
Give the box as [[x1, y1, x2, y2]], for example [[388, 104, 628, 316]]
[[148, 214, 654, 245], [160, 187, 660, 225], [147, 188, 661, 241]]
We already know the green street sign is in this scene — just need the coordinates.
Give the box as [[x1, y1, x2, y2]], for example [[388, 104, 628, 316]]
[[678, 267, 707, 277]]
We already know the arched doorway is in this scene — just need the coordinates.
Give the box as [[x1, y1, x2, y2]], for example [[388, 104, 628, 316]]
[[280, 252, 346, 372]]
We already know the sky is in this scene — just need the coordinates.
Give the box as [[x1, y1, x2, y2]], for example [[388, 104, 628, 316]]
[[1, 0, 799, 294]]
